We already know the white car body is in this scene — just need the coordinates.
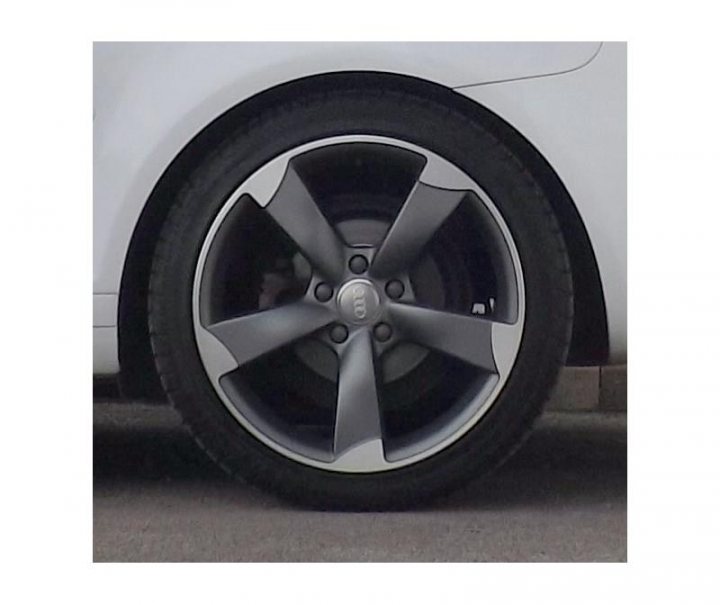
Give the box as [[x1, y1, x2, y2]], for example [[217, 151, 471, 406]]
[[93, 41, 626, 379]]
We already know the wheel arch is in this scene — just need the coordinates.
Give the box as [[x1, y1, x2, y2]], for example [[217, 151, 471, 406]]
[[117, 71, 608, 399]]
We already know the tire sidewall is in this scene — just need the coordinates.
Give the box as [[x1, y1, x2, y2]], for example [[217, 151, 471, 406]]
[[149, 90, 572, 509]]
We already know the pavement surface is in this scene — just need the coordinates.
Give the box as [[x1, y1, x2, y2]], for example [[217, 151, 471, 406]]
[[93, 402, 626, 562]]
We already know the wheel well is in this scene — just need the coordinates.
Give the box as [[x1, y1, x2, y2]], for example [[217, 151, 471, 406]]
[[117, 71, 608, 399]]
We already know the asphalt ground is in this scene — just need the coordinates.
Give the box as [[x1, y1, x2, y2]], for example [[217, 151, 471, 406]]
[[93, 401, 626, 562]]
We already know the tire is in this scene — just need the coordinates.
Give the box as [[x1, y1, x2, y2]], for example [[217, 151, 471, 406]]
[[148, 86, 573, 510]]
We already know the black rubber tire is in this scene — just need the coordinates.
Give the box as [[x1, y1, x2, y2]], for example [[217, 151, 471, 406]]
[[148, 87, 573, 510]]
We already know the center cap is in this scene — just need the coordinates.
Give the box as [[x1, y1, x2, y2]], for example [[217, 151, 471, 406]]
[[336, 279, 382, 325]]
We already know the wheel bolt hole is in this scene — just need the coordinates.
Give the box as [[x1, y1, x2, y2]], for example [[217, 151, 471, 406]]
[[373, 322, 392, 343], [314, 282, 333, 302], [348, 255, 369, 274], [329, 324, 349, 344], [385, 279, 405, 299]]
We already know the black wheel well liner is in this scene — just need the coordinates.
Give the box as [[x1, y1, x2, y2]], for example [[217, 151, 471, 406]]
[[117, 71, 609, 399]]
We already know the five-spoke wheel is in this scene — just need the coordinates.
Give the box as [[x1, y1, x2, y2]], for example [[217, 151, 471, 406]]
[[193, 136, 524, 472]]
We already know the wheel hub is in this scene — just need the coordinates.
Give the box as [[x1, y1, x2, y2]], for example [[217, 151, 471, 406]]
[[336, 278, 381, 325]]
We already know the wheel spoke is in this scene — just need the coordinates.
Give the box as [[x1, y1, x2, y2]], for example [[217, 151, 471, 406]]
[[265, 162, 346, 282], [370, 180, 466, 278], [333, 329, 384, 458], [388, 303, 499, 373], [207, 301, 335, 368]]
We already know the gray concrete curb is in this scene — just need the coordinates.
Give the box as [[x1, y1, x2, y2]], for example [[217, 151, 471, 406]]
[[94, 366, 628, 413], [547, 365, 627, 412]]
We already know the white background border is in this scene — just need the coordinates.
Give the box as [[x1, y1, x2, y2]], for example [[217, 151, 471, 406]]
[[2, 1, 719, 603]]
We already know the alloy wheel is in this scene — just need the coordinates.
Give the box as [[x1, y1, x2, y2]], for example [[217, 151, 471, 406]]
[[192, 135, 525, 473]]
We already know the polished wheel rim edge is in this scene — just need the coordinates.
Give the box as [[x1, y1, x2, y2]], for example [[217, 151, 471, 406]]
[[191, 134, 526, 473]]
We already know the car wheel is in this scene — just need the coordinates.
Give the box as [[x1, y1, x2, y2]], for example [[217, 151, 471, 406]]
[[148, 87, 573, 510]]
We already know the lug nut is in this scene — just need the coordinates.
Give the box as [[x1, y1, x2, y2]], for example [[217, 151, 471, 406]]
[[348, 254, 369, 274], [329, 324, 349, 344], [373, 323, 393, 343], [385, 279, 405, 299], [314, 282, 333, 302]]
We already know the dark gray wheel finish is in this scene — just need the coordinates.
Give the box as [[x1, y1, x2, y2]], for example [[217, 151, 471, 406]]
[[192, 136, 525, 472]]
